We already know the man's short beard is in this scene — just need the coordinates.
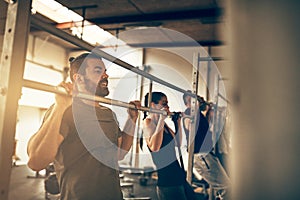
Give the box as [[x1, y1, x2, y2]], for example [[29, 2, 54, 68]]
[[84, 77, 109, 97]]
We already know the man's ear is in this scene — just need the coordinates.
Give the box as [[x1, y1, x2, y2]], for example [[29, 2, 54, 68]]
[[73, 74, 83, 83]]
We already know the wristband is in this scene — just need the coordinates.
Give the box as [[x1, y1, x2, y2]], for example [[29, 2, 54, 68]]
[[123, 118, 136, 136]]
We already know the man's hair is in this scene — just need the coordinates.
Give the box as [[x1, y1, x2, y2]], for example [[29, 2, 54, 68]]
[[69, 52, 102, 82]]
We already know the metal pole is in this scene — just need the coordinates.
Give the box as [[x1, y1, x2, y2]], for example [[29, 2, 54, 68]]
[[30, 16, 192, 96], [0, 1, 32, 199], [206, 46, 212, 101], [186, 53, 200, 183], [147, 81, 153, 107], [26, 59, 64, 73], [218, 93, 230, 104], [212, 75, 220, 149], [22, 79, 170, 116], [134, 58, 150, 168]]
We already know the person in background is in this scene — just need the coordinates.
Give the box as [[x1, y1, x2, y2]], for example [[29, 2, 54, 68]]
[[206, 105, 231, 175], [182, 91, 230, 199], [27, 52, 141, 200], [142, 92, 188, 200]]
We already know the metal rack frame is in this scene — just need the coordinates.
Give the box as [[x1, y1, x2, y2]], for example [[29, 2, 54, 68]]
[[0, 1, 216, 199]]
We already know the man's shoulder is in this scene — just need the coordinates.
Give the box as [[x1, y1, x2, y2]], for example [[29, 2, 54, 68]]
[[96, 105, 114, 115], [63, 105, 73, 115]]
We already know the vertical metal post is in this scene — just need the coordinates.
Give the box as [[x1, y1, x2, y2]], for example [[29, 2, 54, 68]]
[[134, 51, 150, 168], [187, 52, 200, 183], [207, 74, 220, 200], [0, 1, 31, 199], [147, 80, 153, 106], [80, 8, 85, 39], [212, 75, 220, 149], [206, 46, 212, 101]]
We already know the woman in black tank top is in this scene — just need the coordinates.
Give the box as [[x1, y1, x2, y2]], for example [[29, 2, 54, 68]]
[[143, 92, 187, 200]]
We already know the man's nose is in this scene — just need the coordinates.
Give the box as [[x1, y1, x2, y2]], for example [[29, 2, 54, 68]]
[[102, 71, 109, 79]]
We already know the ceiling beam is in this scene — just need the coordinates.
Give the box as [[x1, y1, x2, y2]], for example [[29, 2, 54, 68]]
[[126, 40, 224, 48], [68, 40, 224, 52], [78, 7, 222, 25]]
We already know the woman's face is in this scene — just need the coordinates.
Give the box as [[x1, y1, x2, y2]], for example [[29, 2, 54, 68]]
[[155, 96, 169, 110]]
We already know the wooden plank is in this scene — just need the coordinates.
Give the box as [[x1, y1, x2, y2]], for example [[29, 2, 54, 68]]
[[0, 1, 31, 199]]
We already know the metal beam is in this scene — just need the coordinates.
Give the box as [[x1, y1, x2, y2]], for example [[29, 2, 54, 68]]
[[22, 79, 169, 116], [30, 15, 196, 97], [0, 1, 32, 199], [26, 59, 64, 73], [86, 7, 222, 25], [186, 53, 200, 183], [126, 41, 225, 48], [68, 40, 225, 51]]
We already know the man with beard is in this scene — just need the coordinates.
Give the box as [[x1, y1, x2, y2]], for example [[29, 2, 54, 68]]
[[27, 52, 141, 200]]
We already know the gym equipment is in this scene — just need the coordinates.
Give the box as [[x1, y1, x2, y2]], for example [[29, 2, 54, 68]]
[[44, 164, 60, 200], [22, 79, 187, 118], [121, 182, 135, 198], [0, 6, 227, 199]]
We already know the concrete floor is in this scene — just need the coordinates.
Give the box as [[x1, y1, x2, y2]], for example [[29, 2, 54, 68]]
[[8, 164, 158, 200], [9, 164, 46, 200], [8, 164, 210, 200]]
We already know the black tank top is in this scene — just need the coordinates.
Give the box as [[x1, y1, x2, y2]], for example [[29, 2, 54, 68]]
[[149, 125, 185, 186], [183, 108, 211, 153]]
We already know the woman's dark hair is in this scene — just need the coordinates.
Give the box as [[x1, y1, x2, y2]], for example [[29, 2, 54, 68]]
[[143, 92, 166, 119]]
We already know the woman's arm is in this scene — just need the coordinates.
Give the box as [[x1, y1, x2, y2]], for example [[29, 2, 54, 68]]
[[143, 116, 166, 152]]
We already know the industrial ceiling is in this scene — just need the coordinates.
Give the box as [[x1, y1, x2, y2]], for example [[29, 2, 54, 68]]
[[31, 0, 225, 50]]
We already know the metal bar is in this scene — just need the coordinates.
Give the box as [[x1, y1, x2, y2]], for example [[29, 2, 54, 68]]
[[124, 41, 225, 48], [68, 40, 224, 50], [186, 53, 200, 183], [30, 16, 195, 97], [218, 93, 231, 104], [212, 75, 220, 153], [22, 79, 67, 95], [87, 8, 222, 25], [206, 47, 212, 101], [147, 80, 153, 107], [209, 74, 220, 200], [206, 48, 214, 200], [133, 65, 145, 168], [30, 16, 95, 51], [198, 57, 224, 62], [26, 59, 64, 73], [133, 53, 149, 168], [0, 1, 31, 199], [22, 79, 169, 116]]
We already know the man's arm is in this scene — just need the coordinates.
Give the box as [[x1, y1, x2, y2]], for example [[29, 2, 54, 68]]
[[27, 82, 72, 171], [118, 101, 140, 160], [176, 117, 183, 145]]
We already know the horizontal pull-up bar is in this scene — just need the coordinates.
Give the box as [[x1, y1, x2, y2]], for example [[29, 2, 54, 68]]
[[22, 79, 171, 116], [26, 59, 64, 73], [30, 16, 195, 97]]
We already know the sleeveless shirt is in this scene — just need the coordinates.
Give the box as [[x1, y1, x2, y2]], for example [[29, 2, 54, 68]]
[[149, 125, 185, 186]]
